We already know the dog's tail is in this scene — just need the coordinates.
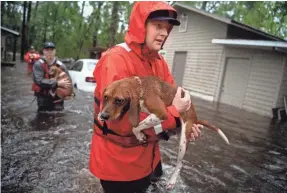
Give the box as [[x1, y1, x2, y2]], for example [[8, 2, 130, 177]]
[[166, 118, 187, 190], [197, 120, 230, 144]]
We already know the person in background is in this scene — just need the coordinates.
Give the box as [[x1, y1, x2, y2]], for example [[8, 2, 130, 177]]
[[24, 46, 41, 75], [91, 2, 203, 193], [32, 41, 71, 112]]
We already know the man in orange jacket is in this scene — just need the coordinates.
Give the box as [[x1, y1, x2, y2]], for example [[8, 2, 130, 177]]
[[91, 2, 203, 193], [24, 46, 41, 74]]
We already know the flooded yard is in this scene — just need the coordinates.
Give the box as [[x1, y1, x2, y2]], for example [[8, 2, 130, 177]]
[[1, 62, 287, 193]]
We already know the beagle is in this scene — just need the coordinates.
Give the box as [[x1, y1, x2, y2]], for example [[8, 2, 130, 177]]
[[98, 76, 229, 189], [48, 65, 75, 102]]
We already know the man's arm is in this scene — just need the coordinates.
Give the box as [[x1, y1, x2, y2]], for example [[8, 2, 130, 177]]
[[32, 61, 57, 89]]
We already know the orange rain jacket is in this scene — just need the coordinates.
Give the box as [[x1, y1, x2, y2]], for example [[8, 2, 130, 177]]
[[24, 51, 41, 73], [90, 1, 180, 181]]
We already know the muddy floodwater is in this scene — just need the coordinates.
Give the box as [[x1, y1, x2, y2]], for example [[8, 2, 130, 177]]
[[1, 62, 287, 193]]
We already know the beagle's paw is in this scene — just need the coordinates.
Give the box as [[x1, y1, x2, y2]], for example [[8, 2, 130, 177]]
[[132, 129, 147, 142], [166, 176, 177, 190]]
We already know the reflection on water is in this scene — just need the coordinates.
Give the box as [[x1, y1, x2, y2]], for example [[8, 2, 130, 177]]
[[1, 63, 287, 193]]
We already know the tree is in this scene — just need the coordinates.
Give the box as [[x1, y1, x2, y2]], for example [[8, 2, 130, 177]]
[[91, 1, 104, 47], [20, 1, 27, 60], [108, 1, 120, 47], [26, 1, 32, 47], [3, 1, 286, 60]]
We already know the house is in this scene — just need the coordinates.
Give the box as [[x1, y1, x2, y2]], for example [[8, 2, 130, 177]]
[[1, 26, 20, 62], [163, 2, 287, 118]]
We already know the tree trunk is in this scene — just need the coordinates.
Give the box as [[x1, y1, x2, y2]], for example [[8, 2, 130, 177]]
[[75, 1, 86, 60], [26, 1, 32, 48], [78, 1, 86, 33], [201, 1, 208, 11], [6, 2, 11, 26], [76, 23, 92, 60], [1, 1, 5, 24], [33, 1, 39, 18], [109, 2, 120, 47], [30, 1, 39, 46], [43, 3, 50, 43], [76, 9, 95, 60], [93, 1, 103, 47], [13, 38, 17, 62], [52, 3, 60, 42], [27, 2, 32, 24], [21, 1, 27, 60]]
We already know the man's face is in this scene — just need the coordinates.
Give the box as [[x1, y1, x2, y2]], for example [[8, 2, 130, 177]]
[[145, 19, 171, 51], [43, 48, 56, 60]]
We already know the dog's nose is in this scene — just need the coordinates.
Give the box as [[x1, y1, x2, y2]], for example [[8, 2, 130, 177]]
[[100, 112, 110, 120]]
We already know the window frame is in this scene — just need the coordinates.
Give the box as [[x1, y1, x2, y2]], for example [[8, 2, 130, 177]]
[[179, 13, 188, 33], [70, 61, 83, 72]]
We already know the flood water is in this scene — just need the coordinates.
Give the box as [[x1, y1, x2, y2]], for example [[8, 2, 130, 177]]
[[1, 62, 287, 193]]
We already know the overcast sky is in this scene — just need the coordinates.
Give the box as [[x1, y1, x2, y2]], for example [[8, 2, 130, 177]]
[[78, 1, 93, 18]]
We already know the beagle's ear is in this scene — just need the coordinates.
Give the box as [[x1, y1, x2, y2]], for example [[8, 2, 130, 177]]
[[128, 97, 140, 127], [102, 88, 107, 99]]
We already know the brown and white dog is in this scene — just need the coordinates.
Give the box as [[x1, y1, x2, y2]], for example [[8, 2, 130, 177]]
[[98, 76, 230, 189], [48, 65, 75, 102]]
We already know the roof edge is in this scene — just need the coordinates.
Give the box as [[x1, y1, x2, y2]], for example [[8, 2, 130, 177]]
[[173, 2, 231, 24], [173, 2, 286, 42], [231, 20, 285, 42], [212, 39, 287, 48], [1, 26, 20, 36]]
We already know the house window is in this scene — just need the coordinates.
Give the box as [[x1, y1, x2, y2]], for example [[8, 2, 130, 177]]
[[179, 13, 188, 32]]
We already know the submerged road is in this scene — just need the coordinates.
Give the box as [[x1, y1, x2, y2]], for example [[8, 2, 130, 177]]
[[1, 62, 287, 193]]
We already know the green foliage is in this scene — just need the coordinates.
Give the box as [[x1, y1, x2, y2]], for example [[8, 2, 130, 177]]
[[1, 1, 285, 59], [1, 1, 23, 31], [181, 1, 287, 39], [1, 1, 133, 59]]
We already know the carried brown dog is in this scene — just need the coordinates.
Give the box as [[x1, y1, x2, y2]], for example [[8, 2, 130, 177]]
[[48, 65, 75, 102], [98, 76, 230, 190]]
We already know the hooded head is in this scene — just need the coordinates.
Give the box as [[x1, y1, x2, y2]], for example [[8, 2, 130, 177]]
[[29, 46, 36, 53], [124, 2, 180, 51]]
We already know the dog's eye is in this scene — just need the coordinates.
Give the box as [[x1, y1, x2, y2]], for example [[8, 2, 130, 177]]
[[115, 99, 124, 105], [104, 96, 108, 101]]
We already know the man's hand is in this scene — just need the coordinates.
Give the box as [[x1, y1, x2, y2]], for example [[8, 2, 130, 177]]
[[57, 78, 71, 88], [172, 87, 203, 141], [172, 87, 191, 113], [189, 124, 203, 141]]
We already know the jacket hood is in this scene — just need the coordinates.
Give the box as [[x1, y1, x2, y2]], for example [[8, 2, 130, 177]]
[[124, 2, 178, 45]]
